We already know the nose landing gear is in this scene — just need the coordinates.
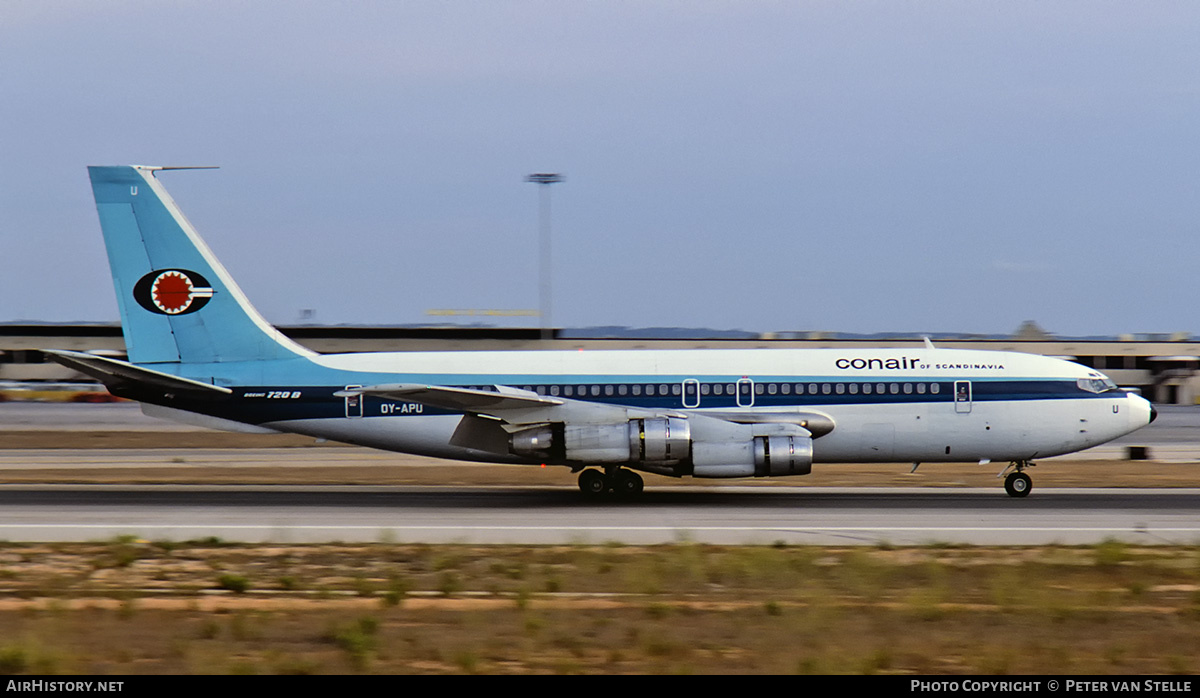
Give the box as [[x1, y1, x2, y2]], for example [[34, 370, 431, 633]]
[[1000, 460, 1034, 498]]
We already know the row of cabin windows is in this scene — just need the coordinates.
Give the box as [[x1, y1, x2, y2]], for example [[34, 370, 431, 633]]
[[457, 382, 943, 398]]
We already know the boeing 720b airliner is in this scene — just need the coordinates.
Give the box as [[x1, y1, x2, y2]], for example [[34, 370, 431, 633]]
[[47, 166, 1157, 498]]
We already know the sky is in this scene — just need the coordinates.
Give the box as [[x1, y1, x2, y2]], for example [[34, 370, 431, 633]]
[[2, 1, 1199, 336]]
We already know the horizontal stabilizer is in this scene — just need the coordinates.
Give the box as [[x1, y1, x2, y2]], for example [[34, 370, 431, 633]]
[[336, 383, 562, 412], [43, 350, 231, 398]]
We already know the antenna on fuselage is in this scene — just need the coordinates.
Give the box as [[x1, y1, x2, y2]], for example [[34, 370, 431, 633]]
[[923, 336, 936, 350]]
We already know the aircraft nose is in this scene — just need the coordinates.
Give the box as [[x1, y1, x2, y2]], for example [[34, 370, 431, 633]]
[[1125, 393, 1156, 432]]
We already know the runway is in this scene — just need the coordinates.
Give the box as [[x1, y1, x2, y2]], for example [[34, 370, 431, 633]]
[[2, 402, 1199, 545], [1, 484, 1198, 545]]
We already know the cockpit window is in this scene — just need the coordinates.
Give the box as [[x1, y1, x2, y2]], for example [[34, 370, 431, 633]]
[[1077, 377, 1119, 394]]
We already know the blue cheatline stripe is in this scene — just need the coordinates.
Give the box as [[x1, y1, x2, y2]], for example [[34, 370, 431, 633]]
[[157, 379, 1115, 426]]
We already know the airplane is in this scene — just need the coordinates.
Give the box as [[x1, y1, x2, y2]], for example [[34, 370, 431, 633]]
[[47, 165, 1157, 498]]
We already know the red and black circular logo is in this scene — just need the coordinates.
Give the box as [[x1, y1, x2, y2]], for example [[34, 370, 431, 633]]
[[133, 269, 215, 315]]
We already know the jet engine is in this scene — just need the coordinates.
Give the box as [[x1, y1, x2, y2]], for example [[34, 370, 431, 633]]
[[690, 434, 812, 478], [509, 417, 690, 465], [509, 417, 813, 478]]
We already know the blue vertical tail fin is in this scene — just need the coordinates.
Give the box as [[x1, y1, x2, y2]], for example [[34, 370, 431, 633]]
[[88, 165, 313, 365]]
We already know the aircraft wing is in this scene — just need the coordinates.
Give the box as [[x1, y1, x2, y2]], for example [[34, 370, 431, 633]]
[[337, 383, 563, 413], [43, 349, 232, 398]]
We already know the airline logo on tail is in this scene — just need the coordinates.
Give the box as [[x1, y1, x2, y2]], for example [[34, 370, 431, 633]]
[[133, 269, 214, 315]]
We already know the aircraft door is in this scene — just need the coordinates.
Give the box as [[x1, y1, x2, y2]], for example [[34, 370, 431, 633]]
[[954, 380, 972, 414], [682, 379, 700, 408], [737, 378, 754, 408], [345, 385, 363, 418]]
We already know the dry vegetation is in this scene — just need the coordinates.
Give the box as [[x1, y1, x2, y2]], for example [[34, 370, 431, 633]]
[[0, 540, 1198, 674], [2, 432, 1198, 674]]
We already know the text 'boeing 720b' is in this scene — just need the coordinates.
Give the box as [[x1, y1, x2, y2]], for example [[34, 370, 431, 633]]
[[47, 166, 1156, 498]]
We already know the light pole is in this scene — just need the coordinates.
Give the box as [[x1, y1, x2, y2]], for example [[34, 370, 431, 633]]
[[525, 173, 563, 340]]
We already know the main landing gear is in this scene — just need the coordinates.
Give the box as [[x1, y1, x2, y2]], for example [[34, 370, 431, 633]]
[[1000, 461, 1034, 498], [578, 468, 644, 497]]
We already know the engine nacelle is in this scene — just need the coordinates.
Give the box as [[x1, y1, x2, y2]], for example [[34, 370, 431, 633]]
[[692, 435, 813, 478], [509, 417, 691, 465], [631, 417, 690, 464], [753, 435, 812, 476], [565, 423, 631, 462], [509, 419, 811, 478], [509, 425, 555, 456]]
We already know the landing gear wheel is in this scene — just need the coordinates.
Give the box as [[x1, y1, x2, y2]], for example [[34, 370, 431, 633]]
[[578, 469, 608, 496], [612, 469, 644, 497], [1004, 471, 1032, 498]]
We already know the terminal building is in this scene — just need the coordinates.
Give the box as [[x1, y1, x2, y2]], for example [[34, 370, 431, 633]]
[[2, 323, 1199, 405]]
